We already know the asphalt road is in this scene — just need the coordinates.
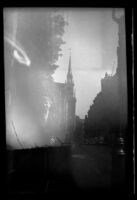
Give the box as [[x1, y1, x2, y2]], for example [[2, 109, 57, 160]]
[[46, 144, 112, 192], [70, 144, 112, 190]]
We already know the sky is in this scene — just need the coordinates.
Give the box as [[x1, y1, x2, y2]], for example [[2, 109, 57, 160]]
[[52, 8, 124, 119]]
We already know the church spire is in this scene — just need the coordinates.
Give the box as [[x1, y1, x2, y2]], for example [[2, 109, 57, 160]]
[[67, 48, 73, 84]]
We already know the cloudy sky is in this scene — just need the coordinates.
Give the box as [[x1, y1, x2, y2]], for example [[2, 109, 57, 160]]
[[53, 8, 124, 118]]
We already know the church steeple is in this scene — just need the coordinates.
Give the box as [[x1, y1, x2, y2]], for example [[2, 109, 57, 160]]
[[67, 49, 73, 85]]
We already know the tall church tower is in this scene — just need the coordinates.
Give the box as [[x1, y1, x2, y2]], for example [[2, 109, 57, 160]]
[[65, 51, 76, 143], [67, 53, 74, 86]]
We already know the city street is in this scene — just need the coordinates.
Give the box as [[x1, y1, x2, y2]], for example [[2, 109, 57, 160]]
[[70, 144, 112, 190], [45, 144, 112, 193]]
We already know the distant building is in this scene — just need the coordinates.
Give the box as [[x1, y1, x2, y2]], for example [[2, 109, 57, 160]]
[[73, 116, 84, 144], [48, 54, 76, 143]]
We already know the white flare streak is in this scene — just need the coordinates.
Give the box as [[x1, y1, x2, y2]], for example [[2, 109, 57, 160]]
[[44, 97, 52, 122], [4, 35, 31, 67]]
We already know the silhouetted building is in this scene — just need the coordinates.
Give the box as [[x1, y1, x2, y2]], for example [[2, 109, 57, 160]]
[[112, 9, 127, 138], [84, 11, 127, 144], [84, 72, 118, 142]]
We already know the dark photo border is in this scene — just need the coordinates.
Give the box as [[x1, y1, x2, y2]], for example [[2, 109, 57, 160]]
[[0, 1, 134, 199]]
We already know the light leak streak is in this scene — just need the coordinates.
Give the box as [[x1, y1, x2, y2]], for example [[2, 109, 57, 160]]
[[10, 11, 18, 68], [4, 35, 31, 67], [44, 97, 52, 122]]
